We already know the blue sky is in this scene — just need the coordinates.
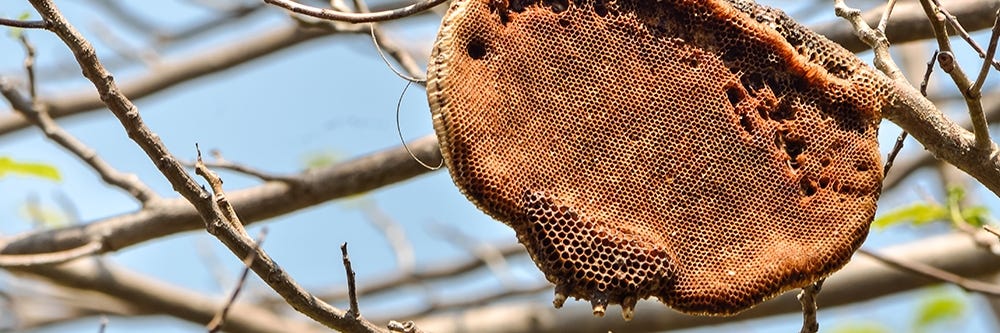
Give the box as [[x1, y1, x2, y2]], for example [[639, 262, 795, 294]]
[[1, 1, 998, 332]]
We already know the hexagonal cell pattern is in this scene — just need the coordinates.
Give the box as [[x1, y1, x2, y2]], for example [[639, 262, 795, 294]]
[[427, 0, 886, 317]]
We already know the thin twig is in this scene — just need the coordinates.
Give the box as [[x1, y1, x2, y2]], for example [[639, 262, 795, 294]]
[[194, 149, 298, 183], [359, 201, 415, 273], [834, 0, 906, 81], [24, 0, 385, 330], [396, 282, 551, 320], [207, 228, 269, 333], [921, 50, 939, 96], [263, 0, 447, 23], [0, 241, 102, 267], [797, 279, 824, 333], [341, 243, 361, 318], [429, 223, 518, 289], [0, 80, 160, 205], [97, 315, 108, 333], [858, 248, 1000, 296], [971, 9, 1000, 95], [18, 35, 38, 101], [883, 131, 908, 176], [876, 0, 898, 33], [931, 0, 1000, 70], [387, 321, 425, 333], [985, 225, 1000, 239], [919, 0, 993, 150], [0, 17, 49, 29]]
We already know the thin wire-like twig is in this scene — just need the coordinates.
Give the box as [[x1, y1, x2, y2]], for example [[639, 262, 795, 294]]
[[341, 243, 361, 318], [207, 228, 269, 333], [264, 0, 447, 23], [396, 81, 444, 170]]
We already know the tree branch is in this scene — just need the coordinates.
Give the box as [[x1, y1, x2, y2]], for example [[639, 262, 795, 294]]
[[812, 0, 1000, 53], [263, 0, 448, 23], [412, 233, 1000, 333]]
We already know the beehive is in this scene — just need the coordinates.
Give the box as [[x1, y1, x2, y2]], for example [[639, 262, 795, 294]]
[[427, 0, 887, 317]]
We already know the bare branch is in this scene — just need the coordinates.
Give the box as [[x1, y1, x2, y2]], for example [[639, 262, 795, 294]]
[[813, 0, 1000, 53], [882, 131, 908, 176], [207, 228, 268, 333], [413, 233, 1000, 333], [12, 258, 322, 333], [359, 201, 415, 273], [857, 248, 1000, 296], [263, 0, 447, 23], [932, 0, 1000, 70], [0, 80, 160, 205], [0, 23, 356, 136], [919, 0, 993, 150], [22, 1, 388, 331], [972, 10, 1000, 94], [341, 243, 361, 318], [797, 280, 823, 333], [0, 17, 49, 29], [0, 136, 441, 257], [0, 241, 102, 267]]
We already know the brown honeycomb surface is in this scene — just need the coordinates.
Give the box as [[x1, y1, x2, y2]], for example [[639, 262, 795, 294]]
[[426, 0, 888, 317]]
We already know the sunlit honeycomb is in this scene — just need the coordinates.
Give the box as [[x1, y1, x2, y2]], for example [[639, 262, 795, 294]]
[[427, 0, 886, 317]]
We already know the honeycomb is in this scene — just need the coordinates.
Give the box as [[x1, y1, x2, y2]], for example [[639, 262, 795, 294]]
[[426, 0, 888, 318]]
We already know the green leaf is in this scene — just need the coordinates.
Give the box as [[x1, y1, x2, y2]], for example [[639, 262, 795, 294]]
[[829, 322, 890, 333], [873, 202, 946, 229], [914, 292, 965, 331], [0, 156, 61, 181], [5, 12, 32, 39], [18, 202, 69, 228], [961, 205, 989, 227], [302, 150, 343, 170]]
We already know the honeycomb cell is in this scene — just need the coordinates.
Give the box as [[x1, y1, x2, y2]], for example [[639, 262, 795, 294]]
[[427, 0, 885, 317]]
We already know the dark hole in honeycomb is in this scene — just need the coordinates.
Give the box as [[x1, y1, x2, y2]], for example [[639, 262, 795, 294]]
[[818, 176, 830, 189], [721, 47, 744, 62], [559, 18, 571, 27], [686, 56, 701, 69], [739, 115, 753, 133], [855, 162, 870, 172], [594, 0, 608, 17], [776, 131, 806, 170], [771, 102, 795, 121], [545, 0, 569, 13], [741, 72, 765, 95], [467, 40, 488, 59], [756, 105, 770, 120], [725, 86, 742, 108], [799, 177, 818, 197]]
